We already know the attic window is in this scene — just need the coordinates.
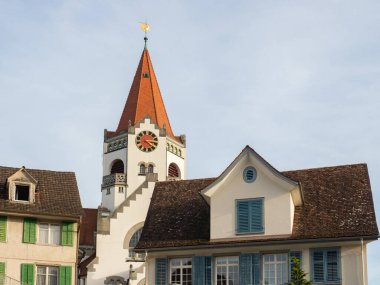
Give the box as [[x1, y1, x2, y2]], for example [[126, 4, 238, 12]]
[[243, 166, 257, 183], [143, 73, 149, 78], [15, 185, 30, 201]]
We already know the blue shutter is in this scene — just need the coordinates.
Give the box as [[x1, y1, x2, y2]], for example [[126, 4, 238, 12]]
[[289, 251, 302, 282], [237, 201, 249, 233], [250, 199, 263, 233], [252, 253, 260, 285], [312, 250, 324, 282], [155, 258, 168, 285], [193, 256, 205, 285], [205, 256, 212, 285], [239, 254, 252, 285], [326, 250, 340, 282]]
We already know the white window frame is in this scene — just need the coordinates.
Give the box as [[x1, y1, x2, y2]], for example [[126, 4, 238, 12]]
[[263, 253, 288, 285], [36, 265, 59, 285], [215, 256, 239, 285], [170, 258, 192, 285], [128, 228, 145, 260], [38, 223, 61, 245]]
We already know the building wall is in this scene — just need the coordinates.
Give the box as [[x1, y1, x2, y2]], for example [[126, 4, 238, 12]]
[[87, 181, 155, 285], [145, 241, 367, 285], [0, 215, 78, 285], [210, 159, 294, 240]]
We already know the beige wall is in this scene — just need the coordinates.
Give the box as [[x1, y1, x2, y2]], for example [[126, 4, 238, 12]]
[[144, 241, 367, 285], [209, 157, 294, 240], [0, 215, 78, 285]]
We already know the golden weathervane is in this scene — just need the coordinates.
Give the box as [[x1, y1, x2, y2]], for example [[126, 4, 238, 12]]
[[140, 22, 150, 48]]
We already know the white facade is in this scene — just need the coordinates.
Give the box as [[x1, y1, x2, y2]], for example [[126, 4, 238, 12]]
[[87, 116, 186, 285]]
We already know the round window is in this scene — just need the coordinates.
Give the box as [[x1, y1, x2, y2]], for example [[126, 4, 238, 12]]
[[243, 166, 257, 183]]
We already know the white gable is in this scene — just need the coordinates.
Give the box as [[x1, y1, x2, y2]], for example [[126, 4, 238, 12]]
[[201, 146, 303, 240]]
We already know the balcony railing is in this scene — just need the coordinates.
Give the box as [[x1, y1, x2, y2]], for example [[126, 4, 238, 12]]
[[102, 173, 127, 189]]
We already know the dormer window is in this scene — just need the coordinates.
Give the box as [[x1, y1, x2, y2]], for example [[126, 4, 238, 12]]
[[15, 185, 30, 201], [7, 167, 37, 204]]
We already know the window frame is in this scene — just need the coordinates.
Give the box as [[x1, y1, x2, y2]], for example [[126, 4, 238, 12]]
[[36, 265, 59, 285], [310, 248, 341, 284], [235, 198, 265, 235], [128, 228, 145, 260], [38, 222, 61, 246], [262, 253, 289, 285], [215, 256, 239, 285], [169, 257, 192, 285]]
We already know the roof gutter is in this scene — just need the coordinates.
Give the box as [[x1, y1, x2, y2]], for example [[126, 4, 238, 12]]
[[135, 235, 379, 253]]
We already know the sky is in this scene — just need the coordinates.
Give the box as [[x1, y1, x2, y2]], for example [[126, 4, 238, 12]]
[[1, 0, 379, 283]]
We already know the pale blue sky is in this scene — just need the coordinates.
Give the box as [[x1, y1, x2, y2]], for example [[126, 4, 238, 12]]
[[1, 0, 379, 283]]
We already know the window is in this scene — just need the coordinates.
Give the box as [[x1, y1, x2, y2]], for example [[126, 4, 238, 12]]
[[39, 223, 60, 245], [170, 258, 192, 285], [106, 188, 111, 195], [243, 166, 257, 183], [15, 185, 30, 201], [168, 163, 180, 178], [311, 248, 340, 283], [139, 164, 146, 175], [37, 266, 58, 285], [110, 160, 124, 174], [263, 253, 288, 285], [236, 198, 264, 234], [118, 187, 124, 193], [215, 256, 239, 285], [129, 228, 144, 259], [148, 164, 154, 173]]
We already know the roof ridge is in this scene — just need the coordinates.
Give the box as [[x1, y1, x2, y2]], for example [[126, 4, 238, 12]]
[[282, 163, 367, 173], [0, 165, 76, 174]]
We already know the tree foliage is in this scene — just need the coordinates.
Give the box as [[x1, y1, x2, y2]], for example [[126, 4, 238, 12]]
[[287, 257, 312, 285]]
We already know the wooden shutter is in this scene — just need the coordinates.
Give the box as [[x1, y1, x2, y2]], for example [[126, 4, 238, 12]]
[[193, 256, 205, 285], [205, 256, 212, 285], [0, 216, 7, 242], [312, 250, 324, 282], [0, 262, 5, 285], [61, 222, 74, 246], [155, 258, 168, 285], [326, 250, 340, 282], [239, 254, 252, 284], [250, 199, 263, 232], [252, 253, 260, 285], [289, 251, 302, 282], [23, 218, 36, 244], [20, 264, 34, 285], [237, 201, 249, 233], [60, 266, 72, 285]]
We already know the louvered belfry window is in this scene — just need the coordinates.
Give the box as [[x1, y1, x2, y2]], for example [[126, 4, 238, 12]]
[[236, 198, 264, 234], [168, 163, 179, 178]]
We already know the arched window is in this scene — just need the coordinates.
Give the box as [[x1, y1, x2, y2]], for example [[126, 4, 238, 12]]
[[148, 164, 154, 173], [110, 160, 124, 174], [139, 164, 146, 175], [168, 163, 180, 178], [129, 228, 144, 259], [178, 149, 182, 157]]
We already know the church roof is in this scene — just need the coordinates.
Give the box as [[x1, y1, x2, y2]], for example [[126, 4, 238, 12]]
[[0, 166, 82, 219], [115, 49, 176, 138], [136, 163, 379, 250]]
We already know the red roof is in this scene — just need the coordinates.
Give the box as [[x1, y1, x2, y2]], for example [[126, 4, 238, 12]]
[[116, 49, 176, 138]]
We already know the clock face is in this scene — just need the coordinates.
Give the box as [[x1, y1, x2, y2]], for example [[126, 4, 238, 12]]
[[135, 131, 158, 152]]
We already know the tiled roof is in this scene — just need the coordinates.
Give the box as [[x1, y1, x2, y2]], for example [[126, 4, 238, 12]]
[[78, 253, 96, 277], [80, 208, 98, 246], [0, 166, 82, 218], [115, 49, 177, 140], [136, 164, 378, 249]]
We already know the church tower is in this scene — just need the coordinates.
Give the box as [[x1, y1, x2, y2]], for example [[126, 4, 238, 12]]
[[101, 45, 186, 212]]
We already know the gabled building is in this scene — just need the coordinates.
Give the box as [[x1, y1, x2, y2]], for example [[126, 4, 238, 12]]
[[135, 146, 378, 285], [0, 166, 82, 285]]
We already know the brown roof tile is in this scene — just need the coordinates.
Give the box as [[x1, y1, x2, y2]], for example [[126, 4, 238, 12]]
[[0, 166, 82, 218], [137, 164, 378, 249]]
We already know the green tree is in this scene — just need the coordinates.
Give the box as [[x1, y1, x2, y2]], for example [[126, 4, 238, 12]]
[[287, 257, 312, 285]]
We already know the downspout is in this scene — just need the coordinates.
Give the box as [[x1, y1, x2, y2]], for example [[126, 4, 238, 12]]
[[361, 238, 366, 285], [145, 250, 149, 285]]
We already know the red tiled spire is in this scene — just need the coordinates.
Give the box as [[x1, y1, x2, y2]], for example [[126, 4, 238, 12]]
[[116, 49, 175, 138]]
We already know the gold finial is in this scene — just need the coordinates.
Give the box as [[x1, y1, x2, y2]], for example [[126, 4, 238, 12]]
[[140, 22, 150, 49]]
